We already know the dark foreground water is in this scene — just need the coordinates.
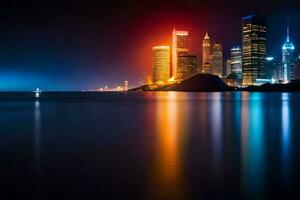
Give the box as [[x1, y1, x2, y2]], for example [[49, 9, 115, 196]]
[[2, 92, 300, 199]]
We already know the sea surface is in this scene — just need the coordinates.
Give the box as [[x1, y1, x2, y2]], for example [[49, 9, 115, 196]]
[[2, 91, 300, 199]]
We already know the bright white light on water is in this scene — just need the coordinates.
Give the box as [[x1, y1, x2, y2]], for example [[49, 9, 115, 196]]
[[34, 88, 41, 98]]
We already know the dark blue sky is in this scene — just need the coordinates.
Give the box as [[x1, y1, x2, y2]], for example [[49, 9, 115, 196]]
[[0, 0, 300, 91]]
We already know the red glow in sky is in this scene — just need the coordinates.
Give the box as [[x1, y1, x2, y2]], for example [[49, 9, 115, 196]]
[[128, 12, 207, 81]]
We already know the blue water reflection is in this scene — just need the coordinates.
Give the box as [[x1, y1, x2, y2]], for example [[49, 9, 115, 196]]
[[281, 93, 291, 184], [33, 100, 42, 198], [34, 101, 41, 174], [242, 92, 266, 198]]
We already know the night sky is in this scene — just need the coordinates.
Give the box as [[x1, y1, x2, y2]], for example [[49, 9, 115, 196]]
[[0, 0, 300, 91]]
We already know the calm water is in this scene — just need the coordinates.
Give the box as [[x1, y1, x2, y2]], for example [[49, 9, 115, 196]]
[[2, 92, 300, 199]]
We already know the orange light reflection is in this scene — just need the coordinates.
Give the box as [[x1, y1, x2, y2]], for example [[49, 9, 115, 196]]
[[148, 92, 187, 200]]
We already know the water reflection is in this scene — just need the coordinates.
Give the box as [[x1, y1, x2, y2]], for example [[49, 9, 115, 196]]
[[150, 92, 186, 200], [241, 92, 249, 194], [34, 100, 41, 196], [3, 91, 300, 199], [281, 93, 291, 184], [210, 93, 223, 182], [241, 93, 266, 198]]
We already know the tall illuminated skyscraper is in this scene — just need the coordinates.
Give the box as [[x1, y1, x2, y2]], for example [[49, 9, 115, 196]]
[[242, 15, 267, 85], [230, 47, 242, 80], [172, 28, 189, 79], [282, 23, 295, 83], [202, 32, 211, 73], [152, 46, 170, 84], [177, 55, 198, 81], [211, 42, 223, 77]]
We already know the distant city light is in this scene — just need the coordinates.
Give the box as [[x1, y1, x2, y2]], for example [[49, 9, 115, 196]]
[[34, 88, 41, 98], [97, 81, 129, 92]]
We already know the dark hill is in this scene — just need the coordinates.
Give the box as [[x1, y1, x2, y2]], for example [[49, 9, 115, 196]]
[[159, 74, 234, 91], [245, 81, 300, 92], [131, 74, 235, 92]]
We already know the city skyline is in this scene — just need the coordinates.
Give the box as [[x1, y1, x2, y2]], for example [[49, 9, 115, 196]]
[[0, 1, 300, 90], [151, 14, 300, 87]]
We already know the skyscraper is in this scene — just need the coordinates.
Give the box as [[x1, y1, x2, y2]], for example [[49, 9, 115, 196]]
[[225, 59, 231, 77], [242, 15, 267, 86], [282, 23, 295, 83], [177, 55, 198, 81], [230, 47, 242, 80], [265, 57, 281, 82], [202, 32, 211, 73], [152, 46, 170, 84], [293, 56, 300, 81], [211, 42, 223, 77], [172, 28, 189, 79]]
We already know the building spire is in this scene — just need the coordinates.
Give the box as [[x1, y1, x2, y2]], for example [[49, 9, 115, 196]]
[[204, 32, 210, 39], [287, 18, 290, 42]]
